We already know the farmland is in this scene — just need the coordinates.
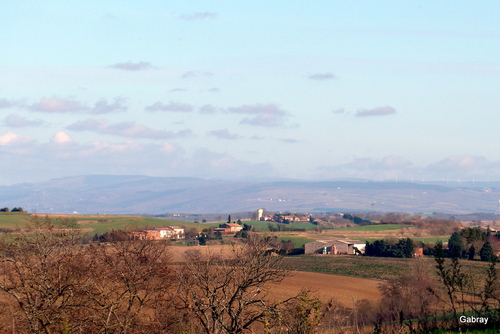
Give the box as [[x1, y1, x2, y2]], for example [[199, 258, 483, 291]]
[[0, 212, 187, 234], [0, 212, 464, 283], [331, 223, 411, 232], [283, 255, 491, 280], [1, 212, 499, 333]]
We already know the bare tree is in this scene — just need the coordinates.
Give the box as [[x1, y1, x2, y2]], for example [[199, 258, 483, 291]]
[[0, 215, 85, 334], [269, 290, 322, 334], [378, 258, 439, 333], [173, 236, 293, 334], [80, 238, 173, 333], [0, 215, 175, 334]]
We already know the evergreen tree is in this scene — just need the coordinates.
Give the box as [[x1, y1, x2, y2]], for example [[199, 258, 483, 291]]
[[480, 242, 495, 262], [448, 232, 465, 258], [468, 245, 475, 260]]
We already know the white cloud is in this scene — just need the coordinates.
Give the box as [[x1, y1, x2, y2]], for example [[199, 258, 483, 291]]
[[107, 61, 153, 71], [0, 131, 34, 146], [316, 155, 500, 181], [91, 98, 127, 114], [279, 138, 298, 144], [52, 131, 73, 144], [227, 103, 290, 127], [332, 108, 345, 114], [308, 72, 336, 81], [181, 71, 214, 79], [67, 119, 192, 140], [29, 97, 87, 113], [145, 101, 194, 112], [3, 115, 44, 127], [179, 12, 217, 21], [425, 155, 492, 172], [355, 106, 396, 117], [208, 129, 241, 140], [198, 104, 218, 114], [0, 98, 15, 109], [161, 141, 184, 154], [0, 139, 275, 184]]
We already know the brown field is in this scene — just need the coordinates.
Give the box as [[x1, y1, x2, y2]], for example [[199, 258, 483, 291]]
[[269, 271, 381, 305], [169, 244, 239, 262], [169, 245, 382, 307]]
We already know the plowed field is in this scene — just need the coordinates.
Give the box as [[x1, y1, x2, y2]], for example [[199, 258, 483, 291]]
[[269, 271, 382, 305]]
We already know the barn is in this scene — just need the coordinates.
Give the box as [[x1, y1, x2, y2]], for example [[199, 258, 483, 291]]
[[304, 239, 366, 255]]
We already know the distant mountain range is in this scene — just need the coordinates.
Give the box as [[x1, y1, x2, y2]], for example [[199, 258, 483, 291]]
[[0, 175, 499, 215]]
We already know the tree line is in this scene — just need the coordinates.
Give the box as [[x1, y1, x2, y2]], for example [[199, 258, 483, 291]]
[[364, 238, 415, 258], [0, 207, 24, 212], [447, 226, 498, 261]]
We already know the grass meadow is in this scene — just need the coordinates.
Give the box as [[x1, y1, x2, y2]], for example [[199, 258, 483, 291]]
[[330, 223, 411, 232]]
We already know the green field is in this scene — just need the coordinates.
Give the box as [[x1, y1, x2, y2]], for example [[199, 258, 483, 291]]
[[277, 236, 316, 248], [0, 214, 319, 235], [0, 212, 32, 229], [357, 236, 447, 243], [283, 255, 413, 280], [0, 213, 187, 235], [77, 217, 185, 235], [331, 223, 411, 232], [241, 220, 321, 231]]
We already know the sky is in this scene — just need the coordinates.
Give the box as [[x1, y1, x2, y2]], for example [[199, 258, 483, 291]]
[[0, 1, 499, 185]]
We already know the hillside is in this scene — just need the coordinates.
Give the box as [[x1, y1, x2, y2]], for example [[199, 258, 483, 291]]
[[0, 175, 499, 214]]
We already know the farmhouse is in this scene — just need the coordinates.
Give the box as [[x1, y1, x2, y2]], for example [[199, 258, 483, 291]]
[[129, 226, 185, 240], [305, 239, 366, 255], [217, 223, 243, 233], [414, 248, 424, 257]]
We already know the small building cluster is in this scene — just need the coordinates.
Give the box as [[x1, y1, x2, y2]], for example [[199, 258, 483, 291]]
[[256, 209, 324, 224], [214, 223, 243, 234], [304, 239, 366, 255], [129, 226, 185, 240]]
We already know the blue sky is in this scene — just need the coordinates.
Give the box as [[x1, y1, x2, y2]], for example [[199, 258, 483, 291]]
[[0, 1, 499, 185]]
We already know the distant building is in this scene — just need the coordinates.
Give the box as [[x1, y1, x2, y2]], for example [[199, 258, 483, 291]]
[[257, 209, 264, 221], [157, 226, 185, 239], [128, 226, 184, 240], [414, 248, 424, 257], [304, 240, 337, 255], [304, 239, 366, 255], [219, 223, 243, 233]]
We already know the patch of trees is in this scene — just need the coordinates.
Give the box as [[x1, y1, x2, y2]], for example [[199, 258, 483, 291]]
[[0, 207, 24, 212], [360, 242, 500, 333], [434, 211, 500, 222], [267, 223, 306, 232], [446, 227, 498, 261], [379, 212, 415, 224], [91, 229, 130, 242], [197, 227, 222, 245], [342, 213, 373, 226], [364, 238, 416, 258], [234, 223, 254, 238], [432, 241, 500, 330], [410, 217, 462, 236]]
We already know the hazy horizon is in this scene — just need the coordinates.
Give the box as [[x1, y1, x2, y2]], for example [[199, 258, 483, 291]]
[[3, 173, 500, 188], [1, 1, 499, 185]]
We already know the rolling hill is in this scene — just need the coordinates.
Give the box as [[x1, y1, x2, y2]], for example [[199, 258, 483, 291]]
[[0, 175, 499, 214]]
